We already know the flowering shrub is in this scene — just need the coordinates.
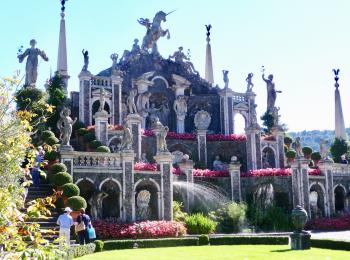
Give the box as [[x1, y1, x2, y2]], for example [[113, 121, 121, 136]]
[[241, 168, 322, 177], [134, 162, 158, 171], [262, 135, 275, 141], [305, 214, 350, 231], [142, 129, 155, 137], [93, 220, 187, 239], [206, 134, 246, 141], [308, 168, 322, 175], [86, 125, 96, 132], [173, 167, 184, 175], [193, 169, 229, 177], [109, 124, 124, 130], [167, 132, 196, 140]]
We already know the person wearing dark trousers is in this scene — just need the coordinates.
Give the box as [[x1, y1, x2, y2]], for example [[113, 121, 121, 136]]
[[76, 208, 91, 245]]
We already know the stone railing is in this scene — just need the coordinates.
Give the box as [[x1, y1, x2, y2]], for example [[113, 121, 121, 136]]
[[332, 163, 350, 175], [72, 151, 122, 169], [91, 76, 112, 88], [232, 92, 247, 103]]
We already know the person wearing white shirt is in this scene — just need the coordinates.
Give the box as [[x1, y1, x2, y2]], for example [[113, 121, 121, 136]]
[[56, 207, 74, 246]]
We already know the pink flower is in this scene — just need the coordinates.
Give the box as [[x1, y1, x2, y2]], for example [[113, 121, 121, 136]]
[[172, 167, 184, 175], [134, 162, 158, 171], [193, 169, 229, 177], [206, 133, 246, 141]]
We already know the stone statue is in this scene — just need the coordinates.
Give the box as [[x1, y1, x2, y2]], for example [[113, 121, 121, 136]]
[[250, 104, 258, 126], [127, 89, 138, 114], [98, 88, 107, 112], [213, 155, 228, 171], [140, 153, 149, 163], [57, 107, 77, 146], [137, 92, 152, 112], [147, 103, 161, 126], [169, 47, 199, 74], [17, 39, 49, 86], [136, 190, 151, 220], [153, 118, 169, 152], [194, 110, 211, 130], [173, 95, 188, 119], [222, 70, 229, 89], [131, 39, 141, 54], [262, 73, 282, 111], [271, 106, 280, 126], [320, 139, 328, 159], [88, 191, 109, 220], [120, 125, 133, 150], [110, 53, 119, 72], [82, 49, 89, 71], [292, 137, 303, 157], [246, 73, 254, 92], [138, 11, 172, 55]]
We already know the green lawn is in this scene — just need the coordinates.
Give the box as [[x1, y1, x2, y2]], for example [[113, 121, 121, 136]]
[[80, 245, 350, 260]]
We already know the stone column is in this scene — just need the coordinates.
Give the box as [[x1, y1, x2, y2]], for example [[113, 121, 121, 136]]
[[178, 159, 194, 211], [60, 150, 75, 176], [271, 126, 285, 168], [318, 159, 335, 217], [78, 71, 92, 125], [126, 114, 142, 160], [121, 150, 135, 222], [219, 88, 234, 135], [197, 129, 207, 166], [229, 157, 242, 202], [154, 152, 173, 220], [94, 111, 109, 145], [245, 126, 262, 170], [291, 158, 310, 216], [111, 73, 123, 125]]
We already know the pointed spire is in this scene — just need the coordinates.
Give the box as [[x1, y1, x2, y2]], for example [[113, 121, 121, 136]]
[[333, 69, 347, 140], [205, 24, 214, 85], [57, 0, 69, 91]]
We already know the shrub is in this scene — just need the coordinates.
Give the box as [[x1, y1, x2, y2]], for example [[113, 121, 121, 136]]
[[284, 136, 293, 145], [96, 146, 111, 153], [90, 140, 103, 149], [103, 238, 198, 251], [44, 151, 59, 162], [209, 202, 247, 233], [77, 128, 88, 137], [185, 213, 217, 234], [55, 197, 65, 210], [53, 172, 73, 186], [173, 201, 188, 222], [50, 163, 67, 174], [41, 130, 55, 141], [302, 146, 313, 157], [311, 239, 350, 251], [83, 132, 96, 143], [67, 196, 87, 211], [94, 240, 104, 252], [66, 243, 96, 258], [198, 234, 209, 246], [209, 236, 289, 245], [285, 150, 296, 159], [311, 152, 322, 161], [330, 138, 349, 163], [46, 136, 59, 146], [73, 121, 86, 132], [62, 183, 80, 197]]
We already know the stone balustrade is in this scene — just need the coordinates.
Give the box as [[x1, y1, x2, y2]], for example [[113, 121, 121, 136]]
[[72, 151, 122, 169], [232, 92, 247, 103], [91, 76, 112, 88], [332, 163, 350, 175]]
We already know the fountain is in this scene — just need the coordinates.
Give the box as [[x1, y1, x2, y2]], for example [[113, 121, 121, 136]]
[[253, 183, 274, 210]]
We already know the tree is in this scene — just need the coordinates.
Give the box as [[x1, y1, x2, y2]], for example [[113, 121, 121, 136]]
[[330, 138, 349, 163]]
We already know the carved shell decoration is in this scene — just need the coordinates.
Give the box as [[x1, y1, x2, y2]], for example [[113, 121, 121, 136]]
[[194, 110, 211, 130], [137, 190, 151, 208]]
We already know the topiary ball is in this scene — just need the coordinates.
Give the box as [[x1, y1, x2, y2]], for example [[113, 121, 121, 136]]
[[41, 130, 55, 141], [46, 136, 59, 146], [311, 152, 322, 161], [284, 136, 293, 145], [94, 240, 104, 252], [96, 146, 111, 153], [53, 172, 73, 187], [286, 150, 297, 159], [50, 163, 67, 174], [62, 183, 80, 197], [67, 196, 87, 211], [44, 151, 59, 162], [302, 146, 313, 156], [90, 140, 103, 149], [198, 234, 210, 246]]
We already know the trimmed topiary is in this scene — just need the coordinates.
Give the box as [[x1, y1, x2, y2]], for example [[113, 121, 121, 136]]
[[90, 140, 103, 149], [50, 163, 67, 174], [83, 132, 96, 143], [198, 234, 210, 246], [46, 136, 59, 146], [286, 150, 297, 159], [302, 146, 313, 157], [67, 196, 87, 211], [94, 240, 104, 252], [44, 150, 59, 162], [53, 172, 73, 186], [311, 152, 322, 161], [96, 146, 111, 153], [62, 183, 80, 197], [77, 128, 88, 137], [284, 136, 293, 145], [41, 130, 55, 141]]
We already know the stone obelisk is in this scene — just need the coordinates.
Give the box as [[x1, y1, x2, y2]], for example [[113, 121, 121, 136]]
[[205, 25, 214, 85], [333, 69, 347, 140]]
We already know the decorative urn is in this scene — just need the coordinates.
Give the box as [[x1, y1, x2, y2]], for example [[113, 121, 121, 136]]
[[291, 205, 308, 232]]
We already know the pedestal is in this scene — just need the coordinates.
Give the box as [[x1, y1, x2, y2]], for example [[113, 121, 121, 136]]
[[318, 159, 335, 217], [219, 88, 234, 135], [290, 232, 311, 250], [78, 70, 92, 125], [126, 114, 142, 160], [154, 152, 174, 220], [271, 126, 285, 168], [121, 150, 135, 222], [94, 111, 109, 145], [245, 126, 262, 170], [60, 150, 75, 176], [176, 116, 185, 134], [178, 160, 194, 211], [196, 129, 207, 166], [111, 74, 123, 125], [229, 161, 241, 202], [291, 158, 310, 215]]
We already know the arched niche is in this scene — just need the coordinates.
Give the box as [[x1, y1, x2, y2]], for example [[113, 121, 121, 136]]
[[309, 183, 326, 218], [334, 185, 346, 212], [134, 179, 160, 221], [233, 112, 247, 134], [100, 179, 122, 220], [262, 146, 276, 168], [76, 178, 96, 215]]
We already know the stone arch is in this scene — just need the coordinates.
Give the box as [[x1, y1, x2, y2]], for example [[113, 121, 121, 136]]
[[232, 111, 248, 134], [76, 178, 96, 215], [100, 178, 122, 219], [91, 99, 111, 125], [261, 146, 277, 168], [107, 135, 122, 152], [334, 184, 346, 212], [134, 178, 160, 221], [309, 182, 326, 218], [151, 76, 169, 89]]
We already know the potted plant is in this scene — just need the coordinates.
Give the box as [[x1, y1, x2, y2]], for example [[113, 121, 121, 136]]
[[284, 136, 293, 149], [311, 152, 322, 166], [286, 150, 297, 164], [302, 146, 313, 160], [53, 171, 73, 190]]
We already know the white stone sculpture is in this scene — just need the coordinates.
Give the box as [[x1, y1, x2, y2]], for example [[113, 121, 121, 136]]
[[292, 137, 303, 157], [213, 155, 228, 171], [127, 89, 138, 114], [17, 39, 49, 86], [120, 125, 133, 150], [89, 191, 109, 220], [222, 70, 229, 89], [140, 153, 149, 163], [271, 106, 280, 126], [173, 95, 188, 119], [98, 87, 107, 112], [320, 139, 329, 160], [57, 107, 77, 146], [262, 73, 282, 112], [194, 110, 211, 130], [169, 47, 199, 74], [137, 190, 151, 220], [110, 53, 119, 72], [137, 92, 152, 112], [153, 118, 169, 152]]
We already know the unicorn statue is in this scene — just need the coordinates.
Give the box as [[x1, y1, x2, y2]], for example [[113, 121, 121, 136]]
[[138, 10, 174, 55]]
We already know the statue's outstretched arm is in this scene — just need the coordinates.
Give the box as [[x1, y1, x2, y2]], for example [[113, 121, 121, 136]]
[[18, 49, 29, 63], [39, 50, 49, 61]]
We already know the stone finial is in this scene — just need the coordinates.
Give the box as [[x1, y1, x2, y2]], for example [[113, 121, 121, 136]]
[[333, 68, 340, 88], [194, 110, 211, 130]]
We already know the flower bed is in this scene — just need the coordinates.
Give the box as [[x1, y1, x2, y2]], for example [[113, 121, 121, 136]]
[[206, 134, 246, 141], [261, 135, 275, 141], [308, 168, 322, 175], [193, 169, 229, 177], [241, 168, 322, 177], [109, 124, 124, 130], [305, 214, 350, 231], [134, 162, 158, 171], [93, 220, 187, 239], [173, 167, 184, 175], [86, 125, 96, 132], [167, 132, 196, 140]]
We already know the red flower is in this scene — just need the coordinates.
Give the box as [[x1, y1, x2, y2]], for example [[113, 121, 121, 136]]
[[134, 162, 158, 171], [193, 169, 229, 177]]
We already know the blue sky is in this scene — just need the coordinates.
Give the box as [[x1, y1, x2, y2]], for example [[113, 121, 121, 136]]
[[1, 0, 350, 132]]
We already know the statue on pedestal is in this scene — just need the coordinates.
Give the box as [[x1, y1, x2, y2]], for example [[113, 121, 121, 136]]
[[173, 95, 188, 119], [262, 70, 282, 111], [222, 70, 229, 89], [292, 137, 303, 157], [271, 106, 280, 126], [127, 89, 138, 114], [57, 107, 77, 146], [153, 118, 169, 152], [82, 49, 89, 71], [89, 191, 109, 220], [169, 47, 198, 74], [131, 39, 141, 54], [320, 139, 329, 160], [137, 92, 151, 112], [17, 39, 49, 86], [110, 53, 119, 72], [213, 155, 228, 171], [98, 88, 107, 112], [120, 125, 133, 150], [246, 73, 254, 92]]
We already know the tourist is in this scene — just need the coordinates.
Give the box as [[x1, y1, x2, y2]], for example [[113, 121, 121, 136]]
[[340, 154, 348, 164], [75, 208, 91, 245], [56, 207, 74, 247]]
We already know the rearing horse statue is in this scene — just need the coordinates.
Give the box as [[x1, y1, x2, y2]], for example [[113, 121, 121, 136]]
[[138, 11, 173, 55]]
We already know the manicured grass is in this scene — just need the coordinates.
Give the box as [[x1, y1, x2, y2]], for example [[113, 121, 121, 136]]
[[80, 245, 350, 260]]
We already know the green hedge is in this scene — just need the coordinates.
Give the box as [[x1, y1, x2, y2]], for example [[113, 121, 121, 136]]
[[311, 239, 350, 251], [44, 151, 59, 162], [198, 235, 210, 246], [46, 136, 59, 146], [41, 130, 55, 140], [67, 243, 96, 258], [94, 240, 104, 252], [209, 236, 289, 245], [103, 238, 199, 251], [185, 213, 217, 234]]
